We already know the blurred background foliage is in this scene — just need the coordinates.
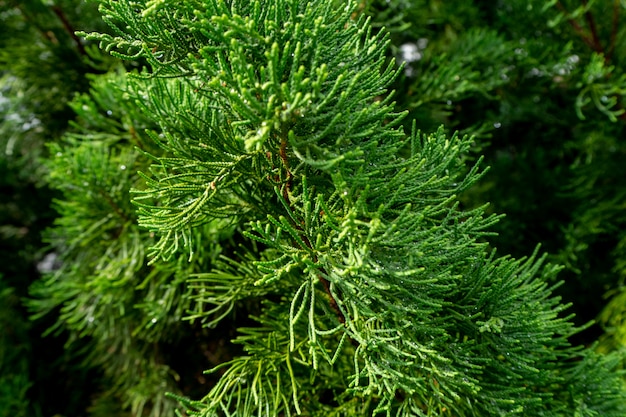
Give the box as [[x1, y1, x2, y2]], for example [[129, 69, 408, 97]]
[[1, 0, 626, 415], [1, 0, 99, 415]]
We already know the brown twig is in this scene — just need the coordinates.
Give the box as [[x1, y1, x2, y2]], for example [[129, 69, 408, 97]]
[[319, 273, 346, 324], [274, 137, 351, 329], [13, 2, 58, 45], [279, 138, 293, 204], [299, 230, 348, 326], [555, 1, 603, 54], [581, 0, 604, 54], [51, 6, 87, 56], [607, 0, 620, 62], [98, 189, 130, 223], [286, 197, 349, 327]]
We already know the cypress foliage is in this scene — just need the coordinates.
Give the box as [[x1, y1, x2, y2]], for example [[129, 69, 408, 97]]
[[360, 0, 626, 349], [4, 0, 626, 415]]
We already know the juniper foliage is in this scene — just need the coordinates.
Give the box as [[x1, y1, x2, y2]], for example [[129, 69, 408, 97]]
[[362, 0, 626, 351], [19, 0, 626, 416]]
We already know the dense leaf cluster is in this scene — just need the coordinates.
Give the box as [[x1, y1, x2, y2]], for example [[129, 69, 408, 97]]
[[2, 0, 626, 416], [363, 0, 626, 349]]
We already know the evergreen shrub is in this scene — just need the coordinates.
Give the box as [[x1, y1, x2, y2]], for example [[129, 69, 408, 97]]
[[3, 0, 626, 415]]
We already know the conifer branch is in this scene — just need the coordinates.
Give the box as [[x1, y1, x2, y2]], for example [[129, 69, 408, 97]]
[[296, 224, 348, 329], [11, 0, 626, 415], [272, 168, 350, 331], [555, 0, 626, 122], [98, 189, 130, 224], [48, 0, 626, 415]]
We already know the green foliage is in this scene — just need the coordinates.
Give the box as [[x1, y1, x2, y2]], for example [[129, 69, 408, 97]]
[[28, 69, 210, 416], [0, 276, 32, 417], [0, 0, 98, 177], [359, 0, 626, 349], [1, 1, 110, 414], [25, 0, 619, 415], [4, 0, 626, 416]]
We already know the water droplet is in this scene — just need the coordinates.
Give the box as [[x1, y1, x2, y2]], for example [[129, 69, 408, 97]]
[[151, 318, 157, 324], [106, 110, 113, 116], [493, 122, 502, 128], [120, 165, 127, 170]]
